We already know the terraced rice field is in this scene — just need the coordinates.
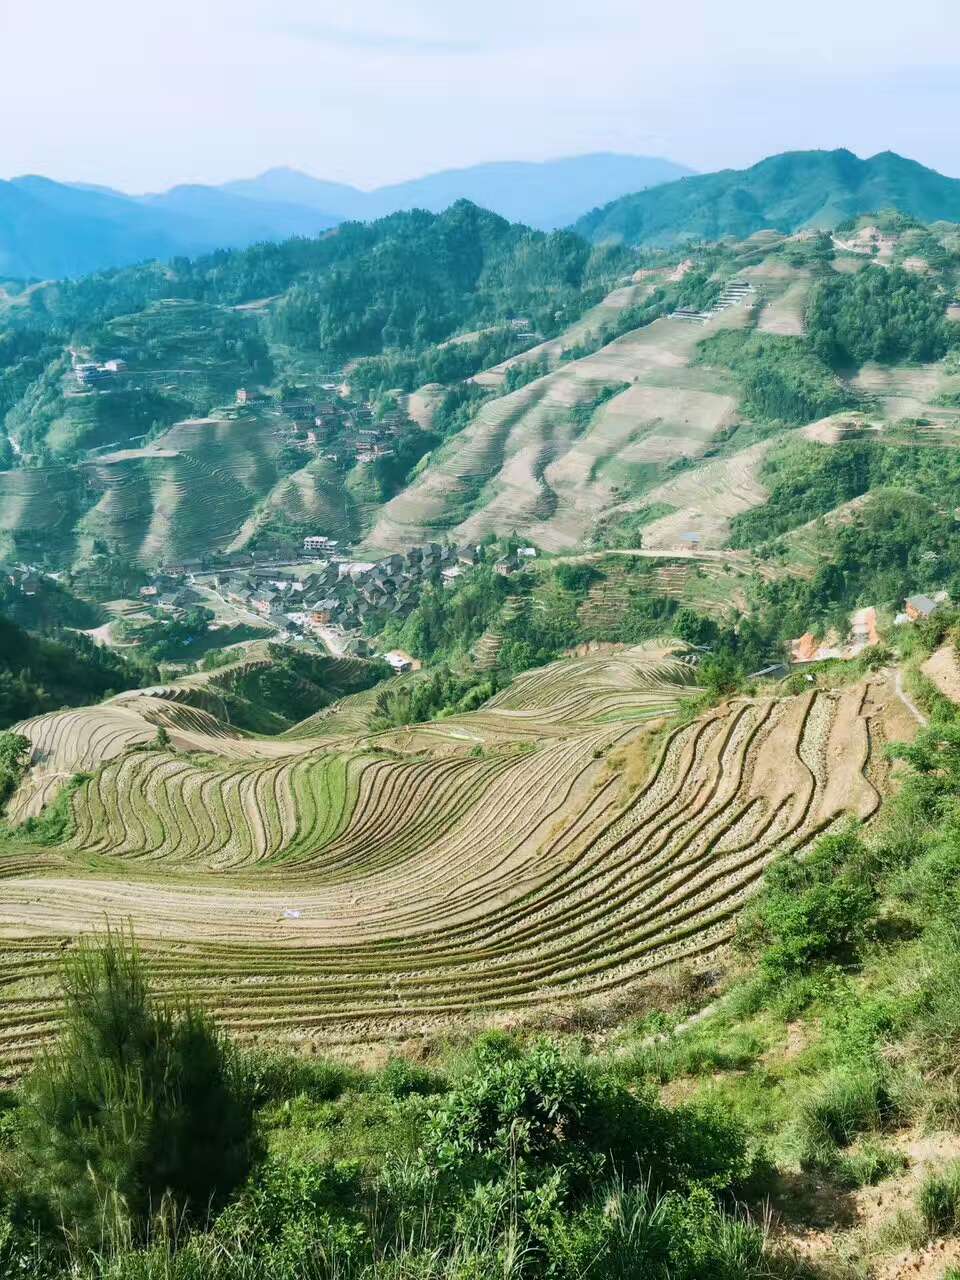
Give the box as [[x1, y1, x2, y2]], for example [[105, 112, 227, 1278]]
[[0, 468, 85, 554], [0, 645, 910, 1077], [231, 456, 361, 550], [852, 362, 960, 425], [618, 438, 780, 550], [746, 261, 812, 337], [364, 293, 749, 554], [0, 412, 339, 566], [4, 649, 336, 819], [471, 281, 658, 389]]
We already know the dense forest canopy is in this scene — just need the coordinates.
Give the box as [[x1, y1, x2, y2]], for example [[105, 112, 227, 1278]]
[[0, 616, 155, 727], [695, 330, 851, 424], [0, 201, 635, 467], [807, 265, 951, 367], [7, 203, 630, 344]]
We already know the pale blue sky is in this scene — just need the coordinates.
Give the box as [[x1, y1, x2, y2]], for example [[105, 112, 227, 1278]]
[[2, 0, 958, 189]]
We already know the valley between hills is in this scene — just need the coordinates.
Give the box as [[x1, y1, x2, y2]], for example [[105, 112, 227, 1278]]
[[3, 163, 960, 1276]]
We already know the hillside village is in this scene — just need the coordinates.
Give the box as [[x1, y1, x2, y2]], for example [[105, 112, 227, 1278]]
[[0, 535, 526, 670], [68, 341, 409, 471], [202, 537, 489, 664]]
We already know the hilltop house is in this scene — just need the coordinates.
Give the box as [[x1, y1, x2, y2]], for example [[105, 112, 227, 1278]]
[[384, 650, 417, 673], [905, 593, 940, 622], [235, 387, 268, 407]]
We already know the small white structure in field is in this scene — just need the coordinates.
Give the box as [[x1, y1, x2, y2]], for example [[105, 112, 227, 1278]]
[[384, 650, 419, 673]]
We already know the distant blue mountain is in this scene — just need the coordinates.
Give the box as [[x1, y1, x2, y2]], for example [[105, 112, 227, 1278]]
[[223, 153, 695, 230], [0, 153, 692, 280], [0, 175, 338, 279]]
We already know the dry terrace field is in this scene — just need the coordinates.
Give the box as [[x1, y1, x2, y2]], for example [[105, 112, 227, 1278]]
[[364, 286, 751, 554], [0, 643, 910, 1078], [0, 411, 361, 566]]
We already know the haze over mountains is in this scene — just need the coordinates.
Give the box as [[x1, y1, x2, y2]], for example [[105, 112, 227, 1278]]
[[4, 147, 960, 283], [223, 154, 693, 231], [0, 154, 691, 281]]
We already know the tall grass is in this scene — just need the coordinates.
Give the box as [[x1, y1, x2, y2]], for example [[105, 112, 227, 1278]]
[[918, 1161, 960, 1239], [60, 1182, 806, 1280]]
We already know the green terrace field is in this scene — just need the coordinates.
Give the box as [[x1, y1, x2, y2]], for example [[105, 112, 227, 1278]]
[[0, 640, 912, 1079]]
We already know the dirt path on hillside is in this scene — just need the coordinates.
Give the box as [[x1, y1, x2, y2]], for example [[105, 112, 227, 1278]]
[[894, 669, 928, 728], [921, 644, 960, 706]]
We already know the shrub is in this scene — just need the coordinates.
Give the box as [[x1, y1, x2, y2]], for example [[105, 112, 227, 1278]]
[[426, 1040, 750, 1200], [794, 1066, 897, 1166], [0, 731, 30, 809], [239, 1049, 360, 1106], [17, 934, 256, 1249], [834, 1140, 908, 1189], [758, 880, 874, 979], [738, 830, 876, 981], [375, 1057, 447, 1099], [214, 1155, 366, 1258], [553, 563, 600, 593]]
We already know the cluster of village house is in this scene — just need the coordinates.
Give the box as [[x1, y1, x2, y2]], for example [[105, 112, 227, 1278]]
[[135, 539, 521, 670], [68, 345, 402, 471], [236, 389, 404, 466], [195, 538, 536, 667], [789, 592, 950, 664]]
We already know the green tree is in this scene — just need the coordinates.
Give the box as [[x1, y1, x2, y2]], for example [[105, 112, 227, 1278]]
[[17, 934, 256, 1250], [808, 265, 950, 368], [0, 731, 30, 808]]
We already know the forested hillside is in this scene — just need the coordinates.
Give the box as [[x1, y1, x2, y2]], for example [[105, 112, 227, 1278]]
[[575, 149, 960, 245], [2, 195, 960, 644], [0, 201, 629, 564], [0, 615, 154, 727]]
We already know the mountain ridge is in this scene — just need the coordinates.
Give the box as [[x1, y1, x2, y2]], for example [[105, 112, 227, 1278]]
[[224, 153, 695, 229], [0, 153, 691, 281], [573, 147, 960, 245]]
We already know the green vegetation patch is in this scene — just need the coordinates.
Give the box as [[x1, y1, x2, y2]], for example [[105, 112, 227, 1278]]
[[808, 264, 954, 368], [694, 329, 851, 425], [0, 613, 156, 729], [0, 940, 793, 1280]]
